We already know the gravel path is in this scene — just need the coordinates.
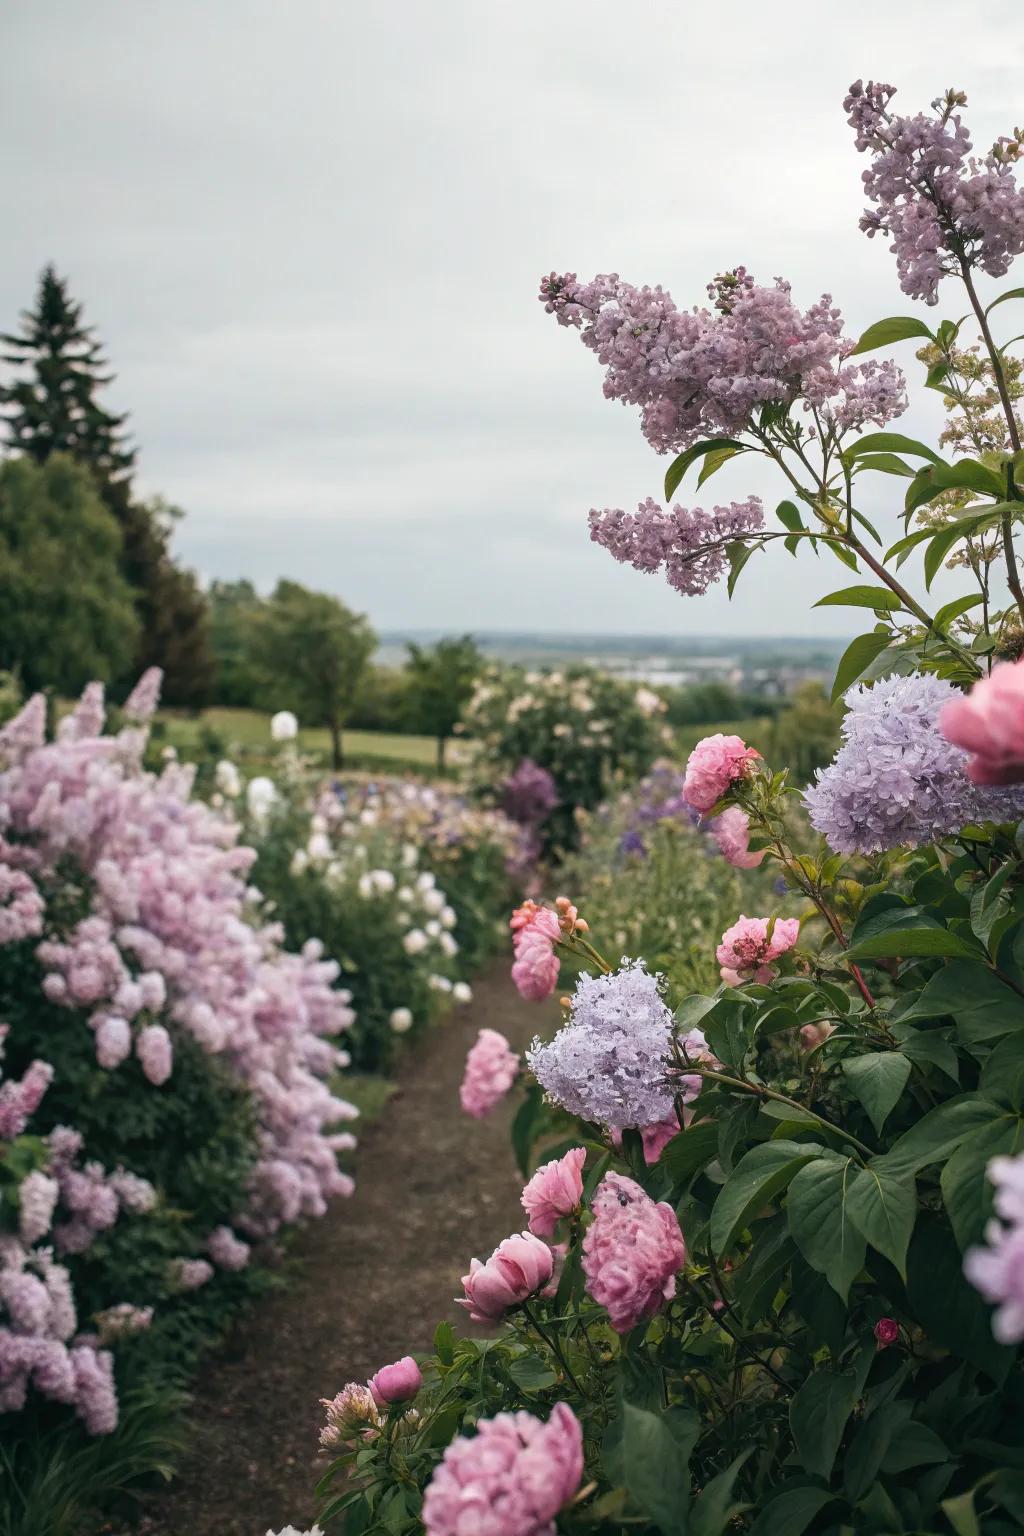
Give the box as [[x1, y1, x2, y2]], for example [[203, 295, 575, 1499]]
[[131, 960, 548, 1536]]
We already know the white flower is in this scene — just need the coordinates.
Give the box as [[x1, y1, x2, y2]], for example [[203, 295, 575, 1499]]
[[401, 843, 418, 869], [397, 886, 414, 905], [452, 981, 472, 1005], [359, 809, 378, 827], [246, 776, 277, 821], [325, 860, 346, 888], [403, 929, 428, 955], [425, 919, 442, 938], [389, 1007, 414, 1034], [215, 760, 242, 797], [307, 833, 331, 861], [553, 723, 571, 738], [415, 872, 436, 893], [440, 905, 457, 930], [310, 812, 329, 834], [634, 687, 665, 717], [290, 849, 310, 877], [358, 873, 374, 899], [421, 888, 445, 916], [161, 745, 178, 761], [439, 932, 459, 958], [429, 974, 453, 993], [270, 710, 299, 741], [370, 869, 396, 895], [265, 1526, 324, 1536]]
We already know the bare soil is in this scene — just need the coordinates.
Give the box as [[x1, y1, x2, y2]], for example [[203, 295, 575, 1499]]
[[129, 961, 547, 1536]]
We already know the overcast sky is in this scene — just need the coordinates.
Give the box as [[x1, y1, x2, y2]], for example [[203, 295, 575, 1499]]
[[3, 1, 1023, 637]]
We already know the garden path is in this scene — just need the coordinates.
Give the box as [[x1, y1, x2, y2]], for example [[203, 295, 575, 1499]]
[[130, 959, 547, 1536]]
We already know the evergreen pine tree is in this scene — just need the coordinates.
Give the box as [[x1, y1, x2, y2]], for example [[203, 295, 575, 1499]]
[[0, 264, 135, 481]]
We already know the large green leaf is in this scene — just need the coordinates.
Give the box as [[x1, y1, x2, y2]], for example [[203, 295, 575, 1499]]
[[841, 1052, 911, 1135], [906, 1219, 1014, 1380], [830, 630, 893, 703], [880, 1418, 950, 1474], [659, 1121, 720, 1185], [709, 1140, 823, 1257], [897, 961, 1023, 1042], [664, 438, 745, 500], [688, 1450, 753, 1535], [622, 1400, 692, 1535], [877, 1094, 1001, 1177], [850, 315, 934, 354], [786, 1153, 865, 1301], [749, 1487, 836, 1536], [845, 926, 981, 961], [941, 1113, 1024, 1250], [843, 1401, 913, 1502], [846, 1164, 917, 1277], [843, 431, 944, 465], [697, 444, 744, 487], [789, 1369, 860, 1480], [979, 1030, 1024, 1111], [814, 584, 903, 612]]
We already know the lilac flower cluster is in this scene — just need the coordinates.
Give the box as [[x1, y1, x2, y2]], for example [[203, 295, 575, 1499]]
[[589, 496, 764, 597], [845, 81, 1024, 303], [527, 961, 675, 1131], [0, 680, 358, 1243], [540, 270, 907, 454], [500, 758, 558, 828], [611, 761, 697, 857], [804, 673, 1024, 855]]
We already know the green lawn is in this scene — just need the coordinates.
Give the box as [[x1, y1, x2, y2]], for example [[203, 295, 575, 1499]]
[[153, 705, 448, 771]]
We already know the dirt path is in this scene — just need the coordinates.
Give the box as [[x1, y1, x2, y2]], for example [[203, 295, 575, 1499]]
[[131, 960, 548, 1536]]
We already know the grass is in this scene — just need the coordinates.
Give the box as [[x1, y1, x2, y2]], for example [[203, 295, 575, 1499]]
[[152, 706, 450, 771]]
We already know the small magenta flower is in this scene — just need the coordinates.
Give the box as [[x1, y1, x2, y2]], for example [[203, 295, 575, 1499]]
[[683, 734, 759, 813], [874, 1317, 900, 1349], [368, 1355, 422, 1406], [521, 1148, 586, 1238]]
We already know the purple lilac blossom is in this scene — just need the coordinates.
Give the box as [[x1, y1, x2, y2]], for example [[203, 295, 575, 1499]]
[[589, 497, 765, 596], [500, 758, 558, 826], [804, 673, 1024, 854], [540, 270, 907, 454], [527, 961, 675, 1131], [845, 81, 1024, 303]]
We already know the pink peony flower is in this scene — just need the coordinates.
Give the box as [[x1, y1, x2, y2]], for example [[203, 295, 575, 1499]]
[[940, 659, 1024, 785], [422, 1401, 583, 1536], [457, 1231, 554, 1325], [581, 1171, 686, 1333], [136, 1024, 173, 1086], [683, 734, 759, 813], [521, 1148, 586, 1237], [460, 1029, 519, 1118], [717, 915, 800, 984], [709, 807, 765, 869], [368, 1355, 422, 1406], [640, 1117, 683, 1164], [510, 901, 562, 1002]]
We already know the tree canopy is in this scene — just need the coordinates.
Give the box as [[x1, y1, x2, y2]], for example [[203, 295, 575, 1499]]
[[405, 634, 482, 767]]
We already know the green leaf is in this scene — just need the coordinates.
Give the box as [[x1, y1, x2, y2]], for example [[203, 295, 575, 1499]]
[[710, 1140, 824, 1257], [852, 452, 917, 477], [925, 524, 969, 589], [907, 1218, 1014, 1380], [846, 1164, 916, 1277], [433, 1320, 455, 1366], [749, 1487, 835, 1536], [897, 960, 1024, 1042], [841, 1052, 911, 1135], [622, 1400, 691, 1536], [507, 1354, 557, 1392], [850, 315, 934, 354], [659, 1121, 720, 1185], [814, 584, 903, 612], [844, 1401, 913, 1502], [885, 524, 934, 566], [980, 1030, 1024, 1110], [941, 1113, 1024, 1250], [697, 444, 744, 487], [844, 431, 944, 466], [877, 1094, 1001, 1178], [509, 1083, 545, 1178], [726, 539, 758, 598], [688, 1450, 753, 1535], [664, 438, 745, 500], [880, 1418, 950, 1473], [943, 1487, 982, 1536], [986, 285, 1024, 317], [830, 630, 892, 703], [934, 592, 985, 629], [786, 1153, 865, 1301], [890, 1022, 960, 1083], [789, 1369, 860, 1480], [845, 925, 981, 961], [775, 499, 804, 533]]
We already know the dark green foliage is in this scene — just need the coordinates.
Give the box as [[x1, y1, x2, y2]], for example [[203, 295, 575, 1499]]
[[0, 454, 139, 693], [405, 635, 482, 769], [207, 578, 265, 708]]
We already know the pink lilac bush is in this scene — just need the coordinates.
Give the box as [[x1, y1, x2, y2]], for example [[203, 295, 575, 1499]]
[[457, 1232, 554, 1325], [717, 915, 800, 985], [521, 1147, 586, 1238], [589, 496, 764, 597], [581, 1171, 686, 1333], [0, 681, 358, 1241], [422, 1401, 583, 1536], [940, 658, 1024, 787], [683, 734, 759, 814], [460, 1028, 519, 1118]]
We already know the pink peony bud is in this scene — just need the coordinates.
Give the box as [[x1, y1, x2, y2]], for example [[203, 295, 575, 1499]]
[[940, 658, 1024, 785], [457, 1231, 554, 1325], [521, 1147, 586, 1237], [460, 1029, 519, 1118], [422, 1401, 583, 1536], [368, 1355, 422, 1406], [874, 1316, 899, 1348], [683, 733, 759, 813]]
